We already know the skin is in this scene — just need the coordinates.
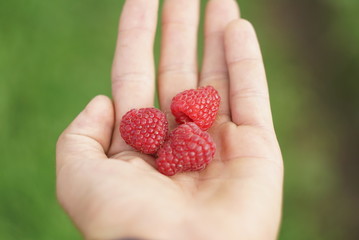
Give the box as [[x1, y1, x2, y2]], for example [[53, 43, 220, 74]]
[[56, 0, 284, 239]]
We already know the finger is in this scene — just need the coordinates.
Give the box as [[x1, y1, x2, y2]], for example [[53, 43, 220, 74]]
[[200, 0, 239, 121], [110, 0, 159, 154], [56, 96, 114, 171], [225, 19, 274, 130], [158, 0, 200, 114]]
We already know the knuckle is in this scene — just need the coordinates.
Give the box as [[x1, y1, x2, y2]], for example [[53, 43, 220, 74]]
[[111, 71, 152, 87], [158, 63, 196, 76], [232, 87, 269, 101]]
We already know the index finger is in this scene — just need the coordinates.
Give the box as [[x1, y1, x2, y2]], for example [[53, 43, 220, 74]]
[[109, 0, 159, 155]]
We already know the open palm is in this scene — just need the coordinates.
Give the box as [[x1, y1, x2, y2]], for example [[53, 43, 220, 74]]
[[56, 1, 283, 240]]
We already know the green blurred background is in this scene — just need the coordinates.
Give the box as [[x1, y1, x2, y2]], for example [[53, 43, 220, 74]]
[[1, 0, 358, 239]]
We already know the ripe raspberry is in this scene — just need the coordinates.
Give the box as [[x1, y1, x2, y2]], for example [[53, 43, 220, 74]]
[[120, 108, 168, 154], [156, 122, 216, 176], [171, 86, 220, 131]]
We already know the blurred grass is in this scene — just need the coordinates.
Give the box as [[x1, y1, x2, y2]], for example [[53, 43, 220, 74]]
[[0, 0, 358, 239]]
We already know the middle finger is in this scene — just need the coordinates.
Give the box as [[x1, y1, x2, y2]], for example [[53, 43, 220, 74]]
[[158, 0, 200, 115]]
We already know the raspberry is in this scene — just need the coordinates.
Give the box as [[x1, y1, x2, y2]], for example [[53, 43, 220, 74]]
[[170, 86, 221, 131], [120, 108, 168, 154], [156, 122, 216, 176]]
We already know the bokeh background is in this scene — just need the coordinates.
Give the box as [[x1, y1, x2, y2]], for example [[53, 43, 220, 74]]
[[1, 0, 358, 239]]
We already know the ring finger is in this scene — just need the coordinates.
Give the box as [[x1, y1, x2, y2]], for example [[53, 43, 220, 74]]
[[200, 0, 240, 123]]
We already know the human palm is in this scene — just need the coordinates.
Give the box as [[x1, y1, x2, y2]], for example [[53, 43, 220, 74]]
[[56, 1, 283, 240]]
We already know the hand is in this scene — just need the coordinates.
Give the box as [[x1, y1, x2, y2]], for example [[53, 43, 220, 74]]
[[56, 0, 283, 239]]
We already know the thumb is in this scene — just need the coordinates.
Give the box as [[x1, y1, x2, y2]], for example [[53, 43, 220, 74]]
[[56, 95, 114, 171]]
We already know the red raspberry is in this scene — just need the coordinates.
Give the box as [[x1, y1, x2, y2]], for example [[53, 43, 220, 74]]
[[120, 108, 168, 154], [170, 86, 221, 131], [156, 122, 216, 176]]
